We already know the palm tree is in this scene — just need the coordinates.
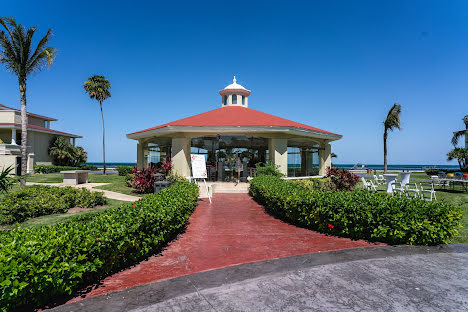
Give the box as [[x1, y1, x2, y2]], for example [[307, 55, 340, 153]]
[[83, 75, 111, 174], [451, 115, 468, 148], [0, 17, 56, 185], [447, 147, 468, 171], [383, 104, 402, 173], [49, 136, 74, 166]]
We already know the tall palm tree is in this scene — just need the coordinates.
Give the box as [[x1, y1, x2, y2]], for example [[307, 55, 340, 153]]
[[383, 103, 402, 173], [451, 115, 468, 148], [0, 17, 56, 185], [83, 75, 111, 174]]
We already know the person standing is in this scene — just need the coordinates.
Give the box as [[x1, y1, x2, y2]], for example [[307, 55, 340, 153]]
[[235, 153, 243, 185]]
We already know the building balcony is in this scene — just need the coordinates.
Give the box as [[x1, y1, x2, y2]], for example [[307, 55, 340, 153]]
[[0, 143, 22, 155]]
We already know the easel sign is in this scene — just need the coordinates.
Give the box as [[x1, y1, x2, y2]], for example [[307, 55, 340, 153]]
[[190, 154, 211, 203]]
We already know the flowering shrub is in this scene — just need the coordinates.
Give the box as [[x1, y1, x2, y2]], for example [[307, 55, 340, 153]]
[[249, 175, 462, 245], [325, 167, 360, 191], [132, 165, 158, 193], [0, 181, 199, 311]]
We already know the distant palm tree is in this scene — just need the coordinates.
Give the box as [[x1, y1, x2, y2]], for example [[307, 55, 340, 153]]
[[447, 147, 468, 171], [49, 136, 74, 166], [83, 75, 111, 174], [451, 115, 468, 148], [383, 104, 402, 173], [0, 17, 56, 185]]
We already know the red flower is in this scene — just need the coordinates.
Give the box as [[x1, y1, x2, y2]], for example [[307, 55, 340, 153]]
[[132, 204, 136, 208], [138, 198, 141, 201], [96, 237, 100, 240], [328, 224, 334, 229]]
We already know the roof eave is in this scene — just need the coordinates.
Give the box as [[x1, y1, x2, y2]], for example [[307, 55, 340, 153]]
[[127, 126, 342, 141]]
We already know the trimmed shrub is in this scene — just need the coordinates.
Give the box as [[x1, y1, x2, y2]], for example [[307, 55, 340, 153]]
[[33, 164, 98, 174], [325, 167, 360, 191], [0, 185, 107, 224], [250, 175, 462, 246], [293, 177, 334, 191], [255, 163, 284, 177], [166, 172, 189, 184], [0, 181, 199, 311], [116, 165, 134, 176]]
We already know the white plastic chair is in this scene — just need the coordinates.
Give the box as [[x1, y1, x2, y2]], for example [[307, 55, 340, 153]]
[[391, 182, 405, 196], [420, 183, 437, 201], [378, 174, 385, 184], [361, 177, 376, 191], [373, 175, 383, 185], [405, 183, 419, 199]]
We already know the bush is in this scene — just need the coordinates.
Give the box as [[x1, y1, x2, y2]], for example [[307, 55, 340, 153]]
[[0, 181, 199, 311], [0, 166, 14, 194], [33, 164, 98, 174], [166, 172, 189, 184], [255, 163, 284, 177], [116, 165, 134, 176], [249, 175, 462, 246], [293, 177, 334, 191], [325, 167, 359, 191], [0, 185, 107, 224], [131, 165, 158, 193]]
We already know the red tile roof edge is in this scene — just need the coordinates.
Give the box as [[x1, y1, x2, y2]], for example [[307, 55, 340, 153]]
[[0, 123, 82, 138], [128, 106, 341, 137]]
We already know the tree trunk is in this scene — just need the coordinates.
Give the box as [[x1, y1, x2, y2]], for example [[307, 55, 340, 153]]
[[19, 81, 28, 187], [100, 101, 106, 174], [383, 129, 388, 173]]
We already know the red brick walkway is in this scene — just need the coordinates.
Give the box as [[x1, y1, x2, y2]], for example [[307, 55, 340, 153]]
[[69, 193, 382, 302]]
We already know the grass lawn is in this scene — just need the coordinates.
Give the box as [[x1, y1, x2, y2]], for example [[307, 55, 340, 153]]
[[25, 173, 138, 196], [2, 198, 126, 230]]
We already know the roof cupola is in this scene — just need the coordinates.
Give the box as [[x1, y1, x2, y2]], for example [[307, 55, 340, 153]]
[[219, 76, 251, 108]]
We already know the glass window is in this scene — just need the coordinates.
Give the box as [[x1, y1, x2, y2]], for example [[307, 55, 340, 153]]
[[232, 95, 237, 104], [242, 96, 245, 105], [223, 95, 227, 105], [287, 146, 319, 177]]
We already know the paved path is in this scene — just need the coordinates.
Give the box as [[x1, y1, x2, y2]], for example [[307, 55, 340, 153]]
[[51, 245, 468, 312], [66, 193, 381, 303], [26, 182, 141, 202]]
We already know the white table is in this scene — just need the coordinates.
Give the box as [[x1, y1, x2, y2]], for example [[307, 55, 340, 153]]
[[61, 170, 91, 185], [399, 172, 411, 187], [383, 174, 398, 193]]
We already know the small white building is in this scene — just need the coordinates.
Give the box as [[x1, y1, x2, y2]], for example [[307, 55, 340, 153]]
[[0, 104, 82, 174]]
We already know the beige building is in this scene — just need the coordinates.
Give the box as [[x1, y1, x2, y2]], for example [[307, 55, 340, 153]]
[[127, 78, 342, 180], [0, 104, 82, 174]]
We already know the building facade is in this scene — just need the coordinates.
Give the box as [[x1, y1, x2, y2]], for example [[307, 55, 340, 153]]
[[127, 78, 342, 180], [0, 104, 82, 174]]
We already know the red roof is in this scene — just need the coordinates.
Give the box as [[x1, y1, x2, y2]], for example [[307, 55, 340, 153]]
[[0, 104, 57, 121], [129, 106, 340, 136], [0, 123, 82, 138]]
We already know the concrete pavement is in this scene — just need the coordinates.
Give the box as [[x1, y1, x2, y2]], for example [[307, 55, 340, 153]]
[[50, 244, 468, 312]]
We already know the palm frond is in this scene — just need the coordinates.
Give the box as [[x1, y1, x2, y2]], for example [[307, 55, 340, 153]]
[[83, 75, 112, 102], [384, 103, 402, 132], [451, 130, 467, 147]]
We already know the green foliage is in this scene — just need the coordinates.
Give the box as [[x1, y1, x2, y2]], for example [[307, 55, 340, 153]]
[[33, 164, 98, 174], [0, 185, 106, 224], [447, 147, 468, 171], [293, 177, 334, 191], [166, 172, 189, 184], [255, 163, 285, 177], [116, 165, 134, 176], [0, 181, 199, 311], [250, 175, 462, 246], [0, 166, 14, 193], [49, 136, 88, 166]]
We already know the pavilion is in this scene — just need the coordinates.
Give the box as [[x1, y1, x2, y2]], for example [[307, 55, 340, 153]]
[[126, 77, 342, 180]]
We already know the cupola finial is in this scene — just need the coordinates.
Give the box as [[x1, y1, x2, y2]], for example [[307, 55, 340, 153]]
[[233, 76, 236, 84]]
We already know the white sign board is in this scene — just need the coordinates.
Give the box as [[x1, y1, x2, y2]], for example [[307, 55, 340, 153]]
[[191, 154, 207, 179]]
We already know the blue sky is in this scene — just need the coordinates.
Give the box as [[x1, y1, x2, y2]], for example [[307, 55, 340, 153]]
[[1, 0, 467, 164]]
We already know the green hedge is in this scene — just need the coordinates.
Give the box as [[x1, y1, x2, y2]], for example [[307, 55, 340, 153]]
[[0, 185, 107, 224], [0, 181, 199, 311], [250, 175, 462, 246], [33, 164, 98, 174], [116, 165, 134, 176]]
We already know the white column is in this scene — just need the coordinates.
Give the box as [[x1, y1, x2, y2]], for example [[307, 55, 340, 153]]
[[227, 94, 233, 106], [137, 142, 145, 168], [319, 143, 331, 176], [171, 137, 191, 177], [268, 138, 288, 176], [11, 128, 16, 144]]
